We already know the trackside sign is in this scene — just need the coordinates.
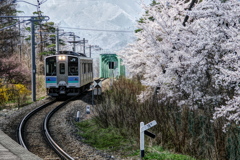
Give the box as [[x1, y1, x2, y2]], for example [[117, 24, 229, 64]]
[[140, 120, 157, 158], [140, 120, 157, 132], [94, 79, 102, 88]]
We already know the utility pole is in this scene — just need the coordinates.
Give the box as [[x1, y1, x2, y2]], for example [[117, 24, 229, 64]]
[[88, 45, 98, 58], [56, 27, 59, 54], [18, 21, 22, 61], [0, 14, 49, 102], [83, 38, 86, 55], [31, 17, 36, 102], [73, 34, 76, 52], [79, 38, 88, 55], [29, 16, 49, 101], [66, 32, 80, 52], [87, 45, 101, 58], [89, 45, 92, 58]]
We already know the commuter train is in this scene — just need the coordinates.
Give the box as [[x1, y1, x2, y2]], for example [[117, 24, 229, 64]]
[[44, 51, 93, 97]]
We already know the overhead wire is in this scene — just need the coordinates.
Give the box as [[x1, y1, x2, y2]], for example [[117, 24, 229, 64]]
[[60, 27, 135, 33]]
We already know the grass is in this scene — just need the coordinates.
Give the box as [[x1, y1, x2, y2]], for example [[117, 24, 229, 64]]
[[130, 146, 196, 160], [76, 119, 197, 160], [76, 119, 133, 152]]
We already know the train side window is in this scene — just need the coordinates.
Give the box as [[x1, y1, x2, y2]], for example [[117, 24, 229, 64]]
[[46, 57, 56, 76], [82, 63, 84, 74], [83, 63, 87, 74], [60, 63, 65, 74], [88, 63, 92, 72]]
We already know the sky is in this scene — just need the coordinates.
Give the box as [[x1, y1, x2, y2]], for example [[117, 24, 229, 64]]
[[15, 0, 152, 52]]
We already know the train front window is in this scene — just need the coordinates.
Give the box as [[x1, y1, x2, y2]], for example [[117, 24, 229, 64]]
[[60, 63, 65, 74], [68, 56, 78, 75], [46, 57, 56, 76]]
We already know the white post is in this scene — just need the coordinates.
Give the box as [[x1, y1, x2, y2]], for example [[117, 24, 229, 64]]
[[76, 111, 80, 122], [140, 122, 145, 158], [86, 105, 90, 114]]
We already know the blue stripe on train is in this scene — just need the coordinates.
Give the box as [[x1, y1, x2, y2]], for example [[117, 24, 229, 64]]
[[46, 77, 57, 83], [68, 77, 79, 83]]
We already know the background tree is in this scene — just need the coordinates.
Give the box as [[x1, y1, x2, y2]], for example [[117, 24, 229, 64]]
[[121, 0, 240, 129], [119, 0, 240, 159], [0, 1, 32, 106], [0, 0, 19, 58], [22, 12, 65, 74], [0, 0, 22, 80]]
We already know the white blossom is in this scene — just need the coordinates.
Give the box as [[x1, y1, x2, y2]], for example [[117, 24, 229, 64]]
[[118, 0, 240, 129]]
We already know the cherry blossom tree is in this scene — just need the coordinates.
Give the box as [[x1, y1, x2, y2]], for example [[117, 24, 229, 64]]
[[120, 0, 240, 129], [0, 55, 30, 84]]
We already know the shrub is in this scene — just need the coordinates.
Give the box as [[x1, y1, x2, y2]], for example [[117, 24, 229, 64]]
[[94, 77, 240, 160], [0, 82, 31, 108]]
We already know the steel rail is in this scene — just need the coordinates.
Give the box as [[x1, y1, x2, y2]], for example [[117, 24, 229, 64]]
[[43, 79, 105, 159], [17, 99, 57, 149], [18, 81, 100, 159], [43, 96, 78, 160]]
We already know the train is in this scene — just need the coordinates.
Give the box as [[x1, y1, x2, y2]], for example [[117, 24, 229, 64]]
[[44, 51, 93, 97]]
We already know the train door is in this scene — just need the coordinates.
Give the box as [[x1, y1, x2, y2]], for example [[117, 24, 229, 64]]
[[68, 56, 79, 87], [45, 56, 57, 96], [57, 61, 68, 94], [79, 59, 83, 86]]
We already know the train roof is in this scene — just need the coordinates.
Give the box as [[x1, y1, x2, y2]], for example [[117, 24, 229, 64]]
[[58, 51, 87, 57], [44, 51, 93, 60], [45, 51, 90, 58]]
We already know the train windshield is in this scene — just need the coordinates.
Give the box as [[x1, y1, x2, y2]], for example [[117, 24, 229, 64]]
[[68, 56, 78, 75], [46, 57, 56, 76]]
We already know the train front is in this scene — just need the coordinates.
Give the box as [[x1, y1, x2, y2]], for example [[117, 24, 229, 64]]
[[45, 54, 80, 96]]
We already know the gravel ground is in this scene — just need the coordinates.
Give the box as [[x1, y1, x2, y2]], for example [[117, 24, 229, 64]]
[[49, 91, 120, 160], [0, 80, 139, 160], [0, 98, 54, 141], [0, 96, 134, 159]]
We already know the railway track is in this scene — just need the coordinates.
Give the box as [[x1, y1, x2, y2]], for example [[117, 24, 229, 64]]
[[43, 97, 76, 160], [16, 79, 107, 159], [17, 96, 78, 160]]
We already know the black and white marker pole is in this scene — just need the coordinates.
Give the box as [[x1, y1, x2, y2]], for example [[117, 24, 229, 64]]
[[93, 80, 102, 96], [140, 120, 157, 158], [140, 122, 145, 157], [76, 111, 80, 122]]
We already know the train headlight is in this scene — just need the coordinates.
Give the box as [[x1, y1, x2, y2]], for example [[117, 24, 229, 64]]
[[58, 56, 66, 61]]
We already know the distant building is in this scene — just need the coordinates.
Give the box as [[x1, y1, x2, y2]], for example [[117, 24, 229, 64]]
[[99, 53, 125, 78]]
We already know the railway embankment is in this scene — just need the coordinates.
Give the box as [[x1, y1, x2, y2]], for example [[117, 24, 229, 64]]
[[0, 79, 119, 159]]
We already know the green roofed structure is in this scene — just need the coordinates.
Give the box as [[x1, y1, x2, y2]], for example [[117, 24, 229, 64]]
[[99, 53, 125, 78]]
